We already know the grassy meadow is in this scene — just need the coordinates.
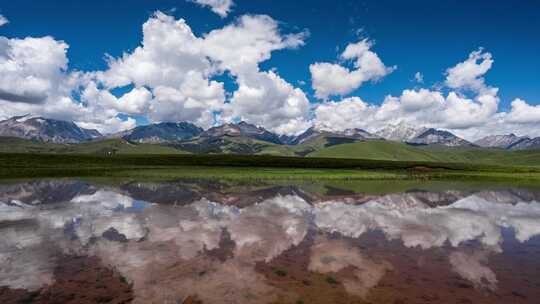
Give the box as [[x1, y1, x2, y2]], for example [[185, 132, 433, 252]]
[[1, 152, 540, 182], [1, 136, 540, 182]]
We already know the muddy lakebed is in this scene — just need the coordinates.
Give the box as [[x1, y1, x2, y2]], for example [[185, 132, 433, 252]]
[[1, 179, 540, 303]]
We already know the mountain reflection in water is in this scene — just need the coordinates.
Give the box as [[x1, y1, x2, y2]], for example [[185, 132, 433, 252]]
[[1, 179, 540, 304]]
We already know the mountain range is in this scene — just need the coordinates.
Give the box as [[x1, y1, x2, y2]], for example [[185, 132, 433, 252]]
[[201, 121, 282, 144], [473, 134, 540, 150], [1, 115, 539, 151], [375, 122, 427, 142], [0, 115, 101, 144], [111, 122, 203, 143]]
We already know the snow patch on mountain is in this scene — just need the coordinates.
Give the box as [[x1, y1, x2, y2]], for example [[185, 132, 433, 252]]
[[375, 122, 427, 142]]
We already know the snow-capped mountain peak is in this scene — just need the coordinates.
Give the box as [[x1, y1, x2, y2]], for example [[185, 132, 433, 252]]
[[474, 134, 528, 149], [375, 122, 427, 142], [407, 128, 473, 147]]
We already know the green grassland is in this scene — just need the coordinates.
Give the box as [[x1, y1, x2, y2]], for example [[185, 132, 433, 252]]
[[310, 140, 440, 161], [1, 152, 540, 182], [172, 136, 296, 156], [309, 140, 540, 167], [2, 136, 540, 182], [3, 135, 540, 168], [0, 137, 185, 155]]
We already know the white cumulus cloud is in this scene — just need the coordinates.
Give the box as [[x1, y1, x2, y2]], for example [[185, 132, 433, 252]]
[[505, 98, 540, 124], [310, 39, 395, 99], [93, 12, 310, 133], [313, 88, 499, 136], [445, 48, 496, 95], [0, 35, 136, 134], [0, 15, 8, 27], [223, 70, 311, 135], [311, 47, 540, 140], [414, 71, 423, 83], [189, 0, 234, 18]]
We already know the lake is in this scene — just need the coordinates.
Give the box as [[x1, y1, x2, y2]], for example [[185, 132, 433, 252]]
[[1, 179, 540, 303]]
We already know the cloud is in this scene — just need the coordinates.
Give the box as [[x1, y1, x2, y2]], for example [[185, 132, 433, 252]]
[[314, 96, 374, 132], [223, 70, 311, 135], [189, 0, 234, 18], [149, 72, 225, 128], [445, 48, 496, 95], [314, 192, 540, 251], [95, 11, 225, 129], [0, 89, 46, 104], [311, 48, 540, 139], [414, 72, 423, 83], [0, 15, 8, 27], [505, 98, 540, 124], [203, 15, 306, 74], [2, 182, 540, 298], [449, 250, 498, 290], [0, 36, 67, 105], [308, 236, 393, 298], [310, 39, 395, 99], [202, 14, 310, 134], [99, 12, 212, 89], [313, 88, 498, 134], [0, 35, 140, 134], [1, 12, 538, 138], [96, 12, 309, 133]]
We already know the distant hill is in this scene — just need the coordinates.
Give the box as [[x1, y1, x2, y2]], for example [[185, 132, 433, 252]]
[[1, 115, 539, 163], [406, 128, 474, 147], [375, 123, 473, 147], [173, 136, 292, 155], [274, 127, 381, 157], [474, 134, 540, 150], [1, 135, 540, 167], [285, 127, 381, 146], [474, 134, 525, 149], [0, 115, 101, 143], [310, 140, 444, 162], [200, 121, 282, 144], [375, 122, 427, 142], [114, 122, 203, 143], [171, 121, 290, 155], [507, 137, 540, 150], [308, 140, 540, 166], [0, 137, 186, 155]]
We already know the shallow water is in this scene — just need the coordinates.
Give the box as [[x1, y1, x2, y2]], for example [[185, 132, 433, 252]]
[[1, 179, 540, 304]]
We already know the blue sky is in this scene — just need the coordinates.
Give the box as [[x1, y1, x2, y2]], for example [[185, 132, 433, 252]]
[[0, 0, 539, 138]]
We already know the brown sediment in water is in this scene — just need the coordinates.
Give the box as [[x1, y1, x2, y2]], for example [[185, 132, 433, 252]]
[[253, 230, 540, 304], [256, 232, 369, 304], [342, 232, 540, 304], [0, 255, 133, 304]]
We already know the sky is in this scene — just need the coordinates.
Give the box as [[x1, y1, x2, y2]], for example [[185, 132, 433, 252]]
[[0, 0, 539, 140]]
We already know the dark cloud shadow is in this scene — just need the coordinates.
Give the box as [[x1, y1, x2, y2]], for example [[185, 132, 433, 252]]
[[0, 89, 47, 104]]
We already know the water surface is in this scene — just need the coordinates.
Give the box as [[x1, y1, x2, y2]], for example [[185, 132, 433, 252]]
[[1, 179, 540, 303]]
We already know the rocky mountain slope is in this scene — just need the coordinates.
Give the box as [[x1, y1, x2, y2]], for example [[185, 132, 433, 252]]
[[474, 134, 526, 149], [200, 121, 282, 144], [507, 137, 540, 150], [375, 123, 427, 142], [473, 134, 540, 150], [284, 127, 381, 146], [406, 128, 474, 147], [0, 115, 101, 143], [375, 123, 472, 147], [117, 122, 203, 143], [1, 115, 539, 152]]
